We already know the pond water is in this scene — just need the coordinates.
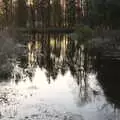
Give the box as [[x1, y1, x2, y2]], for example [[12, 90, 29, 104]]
[[0, 33, 120, 120]]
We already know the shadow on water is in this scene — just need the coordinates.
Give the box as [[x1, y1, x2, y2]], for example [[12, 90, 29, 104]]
[[95, 58, 120, 108]]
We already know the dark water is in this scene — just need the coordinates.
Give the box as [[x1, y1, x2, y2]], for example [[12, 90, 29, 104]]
[[0, 33, 120, 120]]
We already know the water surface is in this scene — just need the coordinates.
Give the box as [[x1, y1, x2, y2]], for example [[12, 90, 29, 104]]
[[0, 33, 120, 120]]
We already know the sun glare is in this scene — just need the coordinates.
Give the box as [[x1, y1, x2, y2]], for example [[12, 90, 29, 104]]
[[27, 0, 33, 5]]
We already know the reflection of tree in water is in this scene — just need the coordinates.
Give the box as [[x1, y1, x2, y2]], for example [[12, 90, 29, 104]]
[[18, 33, 120, 111], [6, 33, 120, 119], [88, 56, 120, 119], [32, 33, 93, 105], [37, 34, 64, 82], [15, 33, 101, 105], [65, 38, 93, 105], [17, 55, 28, 69], [26, 33, 67, 82], [95, 58, 120, 109], [20, 33, 91, 95]]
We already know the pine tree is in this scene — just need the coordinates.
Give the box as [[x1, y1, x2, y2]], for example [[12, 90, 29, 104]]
[[51, 0, 63, 27], [2, 0, 9, 26], [66, 0, 76, 27], [15, 0, 28, 27], [38, 0, 51, 27]]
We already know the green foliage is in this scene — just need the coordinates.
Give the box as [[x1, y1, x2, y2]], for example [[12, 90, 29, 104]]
[[74, 24, 93, 43]]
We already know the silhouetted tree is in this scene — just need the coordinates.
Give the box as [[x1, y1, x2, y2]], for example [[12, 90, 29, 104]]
[[51, 0, 63, 27], [66, 0, 76, 27], [15, 0, 28, 27], [2, 0, 10, 25]]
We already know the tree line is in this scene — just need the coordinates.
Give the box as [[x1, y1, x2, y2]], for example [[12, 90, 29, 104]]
[[0, 0, 82, 28], [0, 0, 120, 29]]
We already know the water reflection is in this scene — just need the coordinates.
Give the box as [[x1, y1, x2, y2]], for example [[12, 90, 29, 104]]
[[12, 33, 120, 108], [0, 33, 120, 119], [95, 58, 120, 108]]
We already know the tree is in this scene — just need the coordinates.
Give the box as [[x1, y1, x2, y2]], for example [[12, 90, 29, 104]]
[[88, 0, 120, 29], [15, 0, 28, 27], [2, 0, 10, 26], [76, 0, 82, 24], [66, 0, 76, 27], [36, 0, 51, 27], [51, 0, 63, 27]]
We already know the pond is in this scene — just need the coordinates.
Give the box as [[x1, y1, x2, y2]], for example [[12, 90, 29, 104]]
[[0, 33, 120, 120]]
